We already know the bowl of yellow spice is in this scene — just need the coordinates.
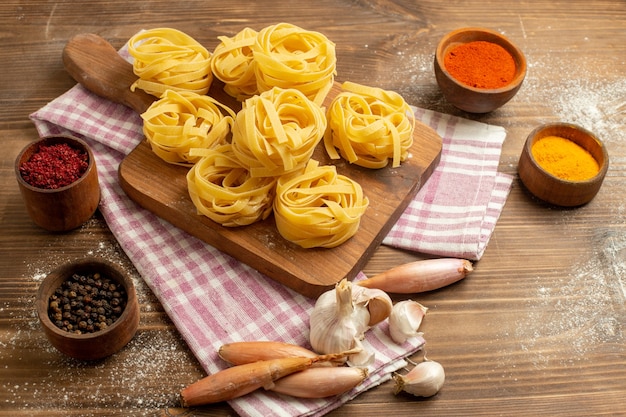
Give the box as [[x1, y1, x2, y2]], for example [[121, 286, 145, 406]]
[[434, 27, 527, 113], [518, 123, 609, 207]]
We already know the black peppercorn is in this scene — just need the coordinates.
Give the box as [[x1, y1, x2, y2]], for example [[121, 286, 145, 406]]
[[47, 270, 127, 334]]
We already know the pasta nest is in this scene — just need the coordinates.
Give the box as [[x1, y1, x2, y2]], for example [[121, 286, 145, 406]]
[[187, 144, 277, 227], [210, 23, 336, 105], [274, 159, 369, 248], [141, 90, 236, 166], [253, 23, 336, 106], [210, 27, 259, 101], [324, 81, 415, 169], [128, 28, 214, 97], [231, 87, 327, 178]]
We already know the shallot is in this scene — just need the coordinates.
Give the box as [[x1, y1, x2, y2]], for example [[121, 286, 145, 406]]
[[180, 351, 353, 407], [219, 340, 321, 365], [217, 341, 367, 398], [358, 258, 473, 294], [272, 366, 368, 398]]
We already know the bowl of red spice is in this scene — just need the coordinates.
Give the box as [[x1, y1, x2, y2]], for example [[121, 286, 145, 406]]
[[518, 123, 609, 207], [15, 134, 100, 231], [434, 27, 527, 113], [36, 257, 140, 360]]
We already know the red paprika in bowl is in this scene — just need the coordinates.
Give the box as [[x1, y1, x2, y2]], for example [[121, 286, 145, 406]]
[[444, 40, 516, 90], [434, 27, 527, 113]]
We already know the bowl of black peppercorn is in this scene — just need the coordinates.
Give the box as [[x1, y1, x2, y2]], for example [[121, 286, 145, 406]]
[[36, 257, 140, 360]]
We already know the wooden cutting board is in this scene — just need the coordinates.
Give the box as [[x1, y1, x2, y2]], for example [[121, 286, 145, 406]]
[[64, 33, 442, 298]]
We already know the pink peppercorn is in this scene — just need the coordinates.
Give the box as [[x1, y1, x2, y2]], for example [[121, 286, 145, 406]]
[[19, 143, 89, 189]]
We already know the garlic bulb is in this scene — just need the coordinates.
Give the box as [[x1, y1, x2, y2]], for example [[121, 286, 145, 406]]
[[388, 300, 428, 344], [309, 279, 373, 366], [393, 360, 445, 397]]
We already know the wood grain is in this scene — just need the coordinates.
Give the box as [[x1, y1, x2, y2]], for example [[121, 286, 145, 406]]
[[2, 1, 626, 416]]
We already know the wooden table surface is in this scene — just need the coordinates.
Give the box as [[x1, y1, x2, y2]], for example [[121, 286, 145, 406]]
[[2, 1, 625, 416]]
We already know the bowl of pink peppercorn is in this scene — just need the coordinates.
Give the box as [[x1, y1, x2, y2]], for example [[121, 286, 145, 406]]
[[15, 134, 100, 231]]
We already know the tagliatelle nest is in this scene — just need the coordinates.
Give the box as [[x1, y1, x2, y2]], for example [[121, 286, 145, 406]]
[[230, 87, 327, 178], [324, 81, 415, 169], [128, 28, 214, 96], [273, 159, 369, 248]]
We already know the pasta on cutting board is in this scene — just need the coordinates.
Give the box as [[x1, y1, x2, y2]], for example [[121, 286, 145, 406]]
[[187, 144, 277, 227], [252, 22, 337, 106], [324, 81, 415, 169], [231, 87, 327, 178], [128, 28, 213, 97], [211, 23, 336, 106], [210, 27, 259, 101], [141, 90, 236, 166], [273, 159, 369, 248]]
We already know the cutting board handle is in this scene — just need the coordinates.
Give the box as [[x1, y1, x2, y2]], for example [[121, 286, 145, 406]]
[[62, 33, 155, 114]]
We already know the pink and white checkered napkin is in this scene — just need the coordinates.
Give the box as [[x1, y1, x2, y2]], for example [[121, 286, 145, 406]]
[[385, 107, 513, 261], [29, 48, 511, 416]]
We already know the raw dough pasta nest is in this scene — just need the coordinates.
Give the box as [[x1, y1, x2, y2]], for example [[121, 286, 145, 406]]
[[128, 28, 213, 96], [187, 144, 277, 227], [273, 159, 369, 248], [252, 23, 336, 106], [210, 27, 259, 101], [231, 87, 327, 178], [141, 90, 236, 166], [211, 23, 336, 105], [324, 81, 415, 169]]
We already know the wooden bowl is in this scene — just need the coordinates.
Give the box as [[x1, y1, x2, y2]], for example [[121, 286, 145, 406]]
[[36, 258, 140, 360], [434, 27, 527, 113], [517, 123, 609, 207], [15, 135, 100, 231]]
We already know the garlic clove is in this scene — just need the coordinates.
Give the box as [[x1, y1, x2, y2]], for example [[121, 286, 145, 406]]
[[388, 300, 428, 344], [393, 360, 445, 397], [352, 284, 393, 326]]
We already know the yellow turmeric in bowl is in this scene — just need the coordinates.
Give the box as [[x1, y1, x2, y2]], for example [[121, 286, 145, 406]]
[[531, 135, 600, 181]]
